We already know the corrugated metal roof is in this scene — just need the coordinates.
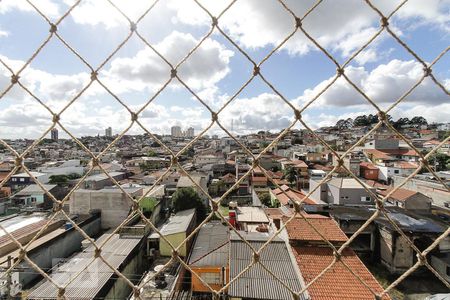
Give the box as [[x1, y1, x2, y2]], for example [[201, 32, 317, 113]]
[[28, 234, 141, 299], [188, 221, 228, 267], [159, 209, 196, 236], [229, 233, 307, 300]]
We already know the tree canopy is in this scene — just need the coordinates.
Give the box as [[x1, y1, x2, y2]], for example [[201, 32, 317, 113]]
[[172, 187, 206, 220]]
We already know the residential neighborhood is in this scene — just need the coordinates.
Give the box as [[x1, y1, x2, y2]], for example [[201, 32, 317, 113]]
[[0, 119, 448, 299]]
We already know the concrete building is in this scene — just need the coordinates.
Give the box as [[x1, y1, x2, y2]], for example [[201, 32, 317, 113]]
[[12, 184, 66, 209], [186, 127, 195, 138], [149, 208, 196, 257], [379, 187, 432, 212], [171, 126, 182, 138], [70, 186, 143, 229], [50, 128, 58, 141], [81, 172, 127, 190], [309, 177, 376, 205], [28, 233, 145, 300], [105, 126, 112, 137], [9, 172, 49, 190], [176, 175, 208, 201], [38, 159, 84, 177]]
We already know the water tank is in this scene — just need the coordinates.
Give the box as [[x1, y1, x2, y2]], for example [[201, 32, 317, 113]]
[[229, 201, 237, 209]]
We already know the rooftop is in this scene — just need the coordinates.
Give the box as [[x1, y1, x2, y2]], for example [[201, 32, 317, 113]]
[[284, 215, 348, 243], [158, 208, 196, 236], [293, 247, 389, 300], [188, 221, 229, 267]]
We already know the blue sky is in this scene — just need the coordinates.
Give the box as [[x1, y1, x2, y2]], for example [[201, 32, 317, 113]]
[[0, 0, 449, 139]]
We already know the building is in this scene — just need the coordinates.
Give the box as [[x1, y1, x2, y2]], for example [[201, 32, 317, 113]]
[[270, 185, 317, 208], [37, 159, 84, 177], [50, 128, 58, 141], [186, 127, 195, 138], [149, 208, 196, 257], [171, 126, 182, 138], [378, 187, 432, 212], [360, 162, 379, 180], [228, 231, 307, 300], [70, 186, 143, 229], [284, 214, 390, 300], [12, 184, 65, 209], [105, 126, 112, 137], [28, 233, 145, 300], [9, 172, 50, 190], [309, 177, 376, 205], [188, 221, 229, 293]]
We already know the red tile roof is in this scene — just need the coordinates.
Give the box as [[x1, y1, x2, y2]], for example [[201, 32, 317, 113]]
[[284, 215, 348, 243], [293, 247, 390, 300], [360, 162, 378, 170], [378, 187, 419, 202], [272, 185, 317, 205]]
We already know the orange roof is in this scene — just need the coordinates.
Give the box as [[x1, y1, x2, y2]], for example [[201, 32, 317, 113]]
[[284, 216, 348, 243], [252, 176, 268, 183], [293, 247, 390, 300], [364, 149, 394, 160], [360, 162, 378, 170], [394, 161, 418, 169], [264, 208, 293, 219], [272, 186, 316, 205], [221, 173, 236, 183], [378, 187, 419, 202], [380, 148, 419, 156], [292, 159, 308, 168]]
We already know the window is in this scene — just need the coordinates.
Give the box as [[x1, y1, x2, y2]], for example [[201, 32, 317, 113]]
[[200, 272, 221, 285], [361, 196, 371, 202], [394, 170, 399, 174], [11, 178, 16, 182], [19, 178, 25, 182]]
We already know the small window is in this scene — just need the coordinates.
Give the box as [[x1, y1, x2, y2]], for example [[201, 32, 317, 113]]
[[19, 178, 25, 182], [361, 196, 371, 202], [394, 170, 399, 174], [201, 272, 221, 285], [12, 178, 17, 182]]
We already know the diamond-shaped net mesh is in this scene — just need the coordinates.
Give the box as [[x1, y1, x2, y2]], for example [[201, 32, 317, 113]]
[[0, 0, 449, 299]]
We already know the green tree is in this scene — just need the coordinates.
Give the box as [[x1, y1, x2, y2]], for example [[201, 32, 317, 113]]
[[428, 153, 450, 171], [147, 150, 157, 157], [172, 187, 206, 221], [140, 197, 157, 218], [259, 193, 272, 207], [49, 175, 68, 185], [283, 167, 297, 186]]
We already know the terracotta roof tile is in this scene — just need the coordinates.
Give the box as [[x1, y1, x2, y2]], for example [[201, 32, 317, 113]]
[[293, 247, 390, 300], [284, 215, 348, 243]]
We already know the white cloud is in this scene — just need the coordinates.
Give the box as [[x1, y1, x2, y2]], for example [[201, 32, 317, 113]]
[[104, 31, 233, 92], [218, 93, 294, 134], [298, 59, 449, 108], [0, 30, 8, 38], [172, 0, 450, 62], [0, 0, 61, 18]]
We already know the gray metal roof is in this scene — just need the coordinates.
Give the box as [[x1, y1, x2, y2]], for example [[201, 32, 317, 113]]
[[159, 208, 196, 236], [15, 184, 57, 196], [188, 221, 229, 267], [28, 234, 141, 299], [229, 232, 307, 300]]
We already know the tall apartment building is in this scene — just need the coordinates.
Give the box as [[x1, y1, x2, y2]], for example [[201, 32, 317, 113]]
[[186, 127, 195, 138], [105, 127, 112, 137], [50, 128, 58, 141], [171, 125, 182, 138]]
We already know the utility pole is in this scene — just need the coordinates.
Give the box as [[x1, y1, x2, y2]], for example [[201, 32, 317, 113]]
[[6, 256, 11, 300]]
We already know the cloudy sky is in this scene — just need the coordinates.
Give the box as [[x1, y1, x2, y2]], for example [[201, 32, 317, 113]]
[[0, 0, 449, 139]]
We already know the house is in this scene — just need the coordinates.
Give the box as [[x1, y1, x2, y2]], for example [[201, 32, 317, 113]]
[[37, 159, 84, 176], [360, 162, 379, 180], [284, 214, 390, 300], [188, 221, 229, 292], [270, 185, 317, 208], [228, 231, 308, 300], [309, 177, 376, 205], [12, 184, 66, 209], [378, 187, 432, 211], [81, 171, 127, 190], [9, 172, 50, 190], [149, 208, 196, 257]]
